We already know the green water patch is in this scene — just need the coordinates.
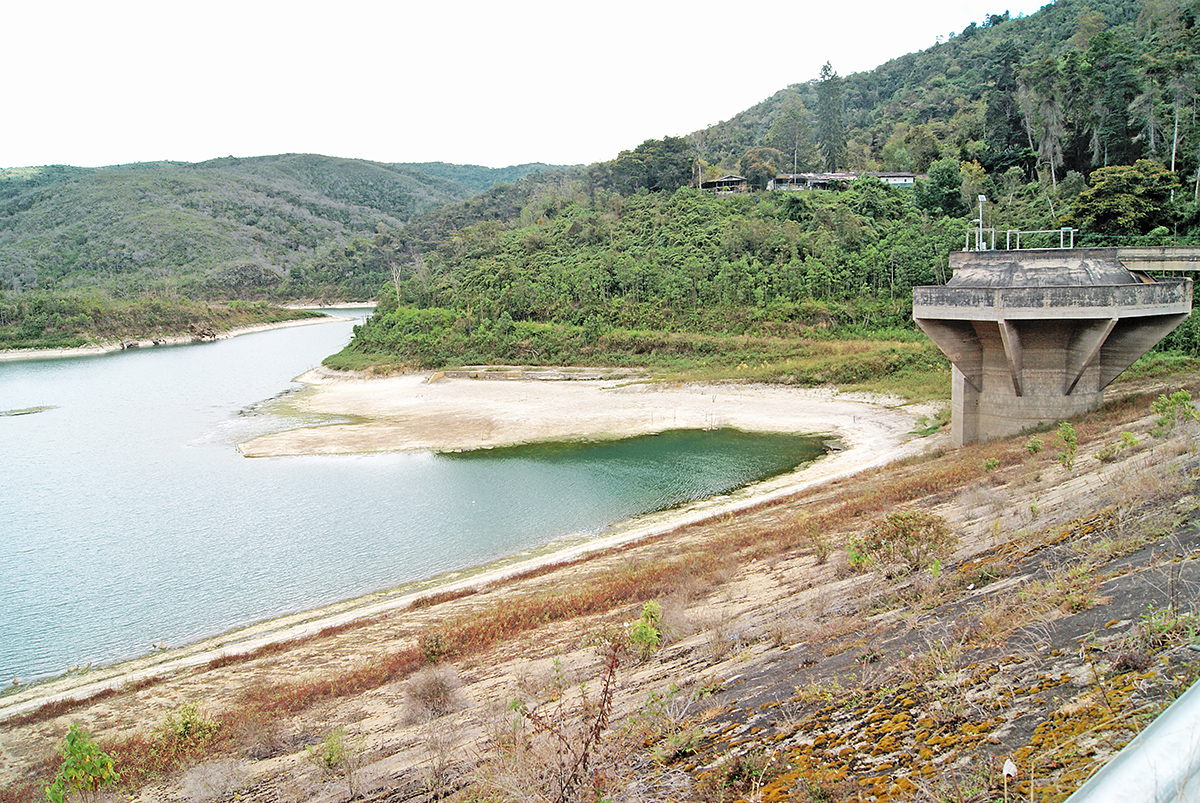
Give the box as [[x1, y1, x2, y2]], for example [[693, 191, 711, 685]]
[[444, 427, 828, 510]]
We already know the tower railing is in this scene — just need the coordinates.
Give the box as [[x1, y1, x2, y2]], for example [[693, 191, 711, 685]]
[[966, 227, 1078, 251]]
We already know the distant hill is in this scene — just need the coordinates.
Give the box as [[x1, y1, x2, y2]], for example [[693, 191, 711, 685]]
[[0, 155, 564, 299], [398, 162, 577, 193]]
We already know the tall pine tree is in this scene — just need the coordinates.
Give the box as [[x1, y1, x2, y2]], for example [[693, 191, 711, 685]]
[[816, 63, 848, 172]]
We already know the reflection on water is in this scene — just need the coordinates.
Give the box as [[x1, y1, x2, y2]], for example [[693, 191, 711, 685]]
[[0, 311, 822, 683]]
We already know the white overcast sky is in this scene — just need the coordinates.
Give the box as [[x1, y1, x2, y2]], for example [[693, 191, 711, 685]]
[[3, 0, 1051, 170]]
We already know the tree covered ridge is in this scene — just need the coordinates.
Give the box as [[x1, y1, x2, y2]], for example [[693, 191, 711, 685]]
[[686, 0, 1162, 182], [0, 156, 563, 301], [333, 180, 976, 379]]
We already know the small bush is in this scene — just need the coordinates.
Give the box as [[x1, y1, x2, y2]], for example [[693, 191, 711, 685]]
[[165, 702, 219, 742], [629, 601, 663, 659], [45, 724, 120, 803], [1057, 421, 1078, 469], [420, 631, 450, 663], [846, 540, 873, 571], [1151, 389, 1198, 435], [404, 664, 464, 723], [1025, 436, 1044, 455], [983, 457, 999, 472], [858, 510, 957, 574], [305, 726, 365, 798]]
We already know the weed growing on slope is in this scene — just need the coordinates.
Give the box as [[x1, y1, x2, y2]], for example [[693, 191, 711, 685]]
[[44, 725, 120, 803]]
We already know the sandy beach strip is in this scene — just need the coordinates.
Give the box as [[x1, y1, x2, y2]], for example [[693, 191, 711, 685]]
[[0, 313, 347, 363]]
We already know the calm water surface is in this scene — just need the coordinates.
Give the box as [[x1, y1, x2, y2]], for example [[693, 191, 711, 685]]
[[0, 311, 823, 682]]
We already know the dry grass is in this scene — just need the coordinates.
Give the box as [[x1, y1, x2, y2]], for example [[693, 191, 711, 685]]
[[403, 664, 465, 724]]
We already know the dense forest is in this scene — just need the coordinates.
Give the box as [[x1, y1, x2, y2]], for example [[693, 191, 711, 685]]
[[0, 156, 561, 301], [8, 0, 1200, 370], [330, 0, 1200, 379]]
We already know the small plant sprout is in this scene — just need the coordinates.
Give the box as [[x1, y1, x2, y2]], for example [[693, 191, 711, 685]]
[[983, 457, 1000, 472], [629, 600, 663, 659], [1057, 421, 1078, 469], [1025, 435, 1044, 455], [1151, 389, 1198, 435], [45, 724, 120, 803]]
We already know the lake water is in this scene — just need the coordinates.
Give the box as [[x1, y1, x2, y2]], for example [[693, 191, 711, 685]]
[[0, 311, 823, 683]]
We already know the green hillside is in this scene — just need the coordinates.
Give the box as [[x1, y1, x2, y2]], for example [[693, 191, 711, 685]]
[[689, 0, 1158, 182], [335, 0, 1200, 384], [399, 162, 578, 193], [0, 155, 561, 301]]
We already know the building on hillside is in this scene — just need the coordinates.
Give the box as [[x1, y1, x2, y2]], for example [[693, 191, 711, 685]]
[[767, 171, 920, 191], [700, 175, 750, 194], [867, 172, 919, 188]]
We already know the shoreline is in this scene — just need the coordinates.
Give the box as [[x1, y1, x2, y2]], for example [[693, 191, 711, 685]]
[[0, 313, 348, 363], [0, 371, 940, 720]]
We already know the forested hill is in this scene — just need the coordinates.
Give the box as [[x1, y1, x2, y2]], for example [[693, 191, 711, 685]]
[[689, 0, 1155, 183], [0, 155, 562, 300], [331, 0, 1200, 379]]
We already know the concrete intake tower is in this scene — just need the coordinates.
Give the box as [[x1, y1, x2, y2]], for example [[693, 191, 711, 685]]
[[913, 247, 1194, 447]]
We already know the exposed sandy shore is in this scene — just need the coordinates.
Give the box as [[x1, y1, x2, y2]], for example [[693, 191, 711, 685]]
[[0, 314, 345, 362], [240, 367, 934, 459]]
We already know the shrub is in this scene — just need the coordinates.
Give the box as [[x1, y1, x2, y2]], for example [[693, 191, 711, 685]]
[[1057, 421, 1077, 469], [846, 540, 873, 571], [420, 631, 449, 663], [164, 702, 219, 742], [858, 510, 957, 574], [1151, 390, 1198, 435], [44, 725, 120, 803], [404, 664, 464, 722], [1025, 436, 1044, 455], [305, 726, 365, 798], [629, 601, 663, 659]]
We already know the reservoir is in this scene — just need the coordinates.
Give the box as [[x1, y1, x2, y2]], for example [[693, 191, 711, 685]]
[[0, 311, 824, 684]]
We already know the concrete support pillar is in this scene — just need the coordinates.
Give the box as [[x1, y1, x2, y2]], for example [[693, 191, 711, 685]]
[[950, 364, 980, 448]]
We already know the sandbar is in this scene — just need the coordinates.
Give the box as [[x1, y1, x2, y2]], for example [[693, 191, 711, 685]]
[[241, 367, 935, 461]]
